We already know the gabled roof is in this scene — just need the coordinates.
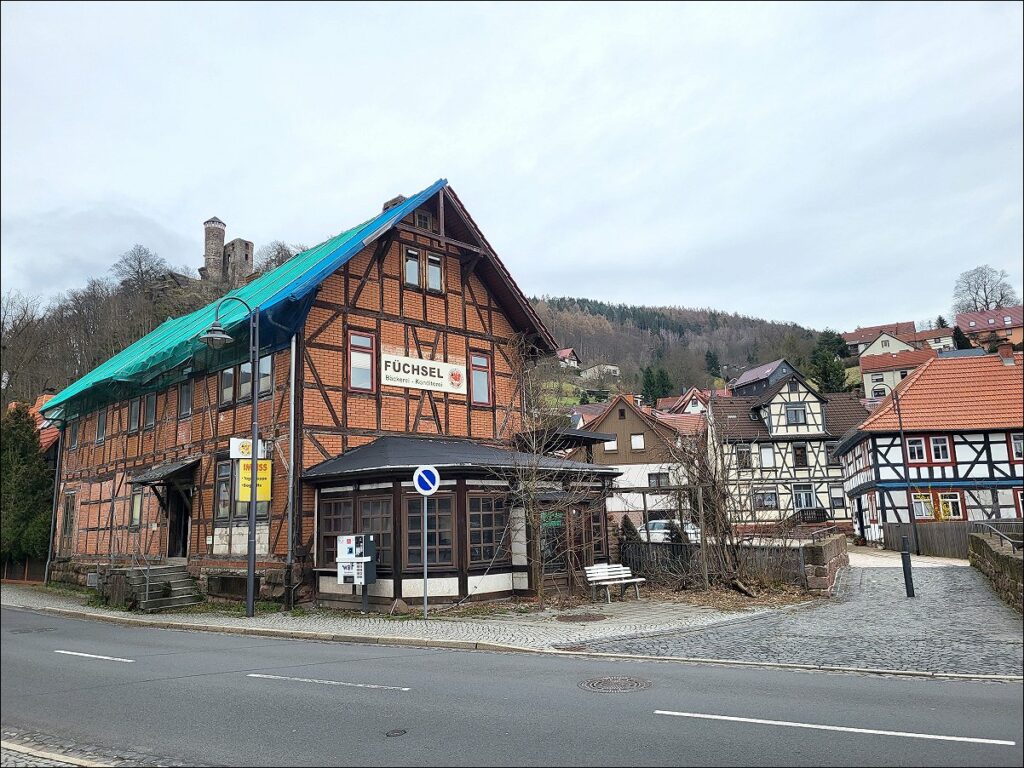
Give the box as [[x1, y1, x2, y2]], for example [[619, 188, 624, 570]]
[[556, 348, 580, 362], [859, 348, 937, 373], [709, 389, 868, 442], [858, 352, 1023, 433], [753, 371, 825, 406], [729, 358, 792, 390], [843, 321, 916, 345], [567, 402, 612, 427], [11, 394, 60, 452], [649, 411, 706, 436], [858, 330, 916, 352], [911, 328, 953, 342], [303, 435, 618, 480], [43, 180, 554, 420], [956, 305, 1023, 332]]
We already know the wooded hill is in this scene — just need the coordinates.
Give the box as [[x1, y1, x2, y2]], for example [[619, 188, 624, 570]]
[[532, 296, 820, 393]]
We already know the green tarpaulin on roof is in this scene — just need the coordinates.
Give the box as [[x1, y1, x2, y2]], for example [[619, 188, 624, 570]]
[[42, 180, 448, 421]]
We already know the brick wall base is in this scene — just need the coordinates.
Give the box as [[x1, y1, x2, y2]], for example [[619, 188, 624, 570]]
[[801, 535, 849, 597]]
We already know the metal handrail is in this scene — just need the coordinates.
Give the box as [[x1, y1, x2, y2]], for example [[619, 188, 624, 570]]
[[971, 522, 1024, 552], [129, 549, 151, 603]]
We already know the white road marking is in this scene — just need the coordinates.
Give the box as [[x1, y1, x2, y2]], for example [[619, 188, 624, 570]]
[[653, 710, 1016, 746], [246, 673, 410, 691], [54, 650, 135, 663]]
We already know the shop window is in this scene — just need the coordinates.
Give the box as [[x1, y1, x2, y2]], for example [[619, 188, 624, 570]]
[[359, 497, 393, 569], [468, 495, 509, 565], [406, 495, 453, 567], [470, 352, 491, 405], [178, 380, 192, 418], [233, 463, 270, 520], [348, 332, 376, 392], [319, 498, 353, 566]]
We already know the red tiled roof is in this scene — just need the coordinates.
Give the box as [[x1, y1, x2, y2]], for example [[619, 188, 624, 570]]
[[859, 348, 937, 373], [555, 347, 578, 361], [955, 305, 1023, 333], [842, 322, 917, 345], [651, 411, 706, 435], [7, 394, 60, 452], [655, 395, 684, 410], [860, 352, 1024, 433]]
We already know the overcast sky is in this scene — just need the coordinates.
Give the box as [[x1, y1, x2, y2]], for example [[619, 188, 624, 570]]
[[2, 2, 1021, 330]]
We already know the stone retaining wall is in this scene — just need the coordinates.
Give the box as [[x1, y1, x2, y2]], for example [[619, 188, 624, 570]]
[[968, 533, 1023, 614], [801, 534, 849, 596]]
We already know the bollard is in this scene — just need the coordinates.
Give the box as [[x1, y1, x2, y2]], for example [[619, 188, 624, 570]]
[[900, 535, 915, 598]]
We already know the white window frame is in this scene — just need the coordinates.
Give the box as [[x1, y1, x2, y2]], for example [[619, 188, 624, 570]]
[[912, 492, 932, 519], [906, 438, 926, 463], [1011, 433, 1023, 461], [759, 444, 775, 468], [829, 484, 846, 509], [603, 438, 617, 453], [630, 433, 645, 451], [930, 436, 950, 462], [792, 483, 815, 510], [938, 492, 962, 519], [785, 404, 806, 425]]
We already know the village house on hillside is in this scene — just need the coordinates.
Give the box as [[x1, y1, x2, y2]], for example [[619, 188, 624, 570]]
[[708, 372, 869, 530], [956, 305, 1024, 349], [843, 321, 917, 356], [860, 348, 938, 398], [40, 180, 616, 608], [726, 358, 800, 397], [569, 395, 704, 538], [837, 344, 1024, 543]]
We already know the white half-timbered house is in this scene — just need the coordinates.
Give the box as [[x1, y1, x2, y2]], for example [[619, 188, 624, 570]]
[[707, 373, 869, 530], [837, 345, 1024, 542]]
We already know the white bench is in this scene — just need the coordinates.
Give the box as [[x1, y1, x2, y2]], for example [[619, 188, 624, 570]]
[[584, 563, 646, 603]]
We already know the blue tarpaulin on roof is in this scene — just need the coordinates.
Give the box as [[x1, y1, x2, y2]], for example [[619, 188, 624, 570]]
[[42, 179, 448, 420]]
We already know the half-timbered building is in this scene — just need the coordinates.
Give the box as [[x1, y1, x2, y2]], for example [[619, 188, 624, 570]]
[[41, 179, 613, 607], [707, 372, 869, 529], [837, 345, 1024, 542]]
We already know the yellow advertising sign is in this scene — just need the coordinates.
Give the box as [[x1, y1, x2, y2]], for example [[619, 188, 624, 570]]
[[236, 459, 271, 502]]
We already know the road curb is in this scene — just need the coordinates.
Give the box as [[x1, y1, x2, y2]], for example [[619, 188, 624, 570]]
[[11, 602, 1024, 683], [0, 740, 109, 767]]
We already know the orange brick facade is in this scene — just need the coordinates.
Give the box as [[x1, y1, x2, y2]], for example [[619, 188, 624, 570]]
[[50, 198, 534, 595]]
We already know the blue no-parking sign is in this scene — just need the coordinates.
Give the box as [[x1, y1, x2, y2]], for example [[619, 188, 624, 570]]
[[413, 465, 440, 496]]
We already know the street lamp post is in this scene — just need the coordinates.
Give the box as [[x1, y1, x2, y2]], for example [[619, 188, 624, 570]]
[[200, 297, 260, 618], [876, 383, 920, 556]]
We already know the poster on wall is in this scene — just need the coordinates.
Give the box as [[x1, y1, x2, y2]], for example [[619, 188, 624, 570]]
[[380, 353, 467, 395]]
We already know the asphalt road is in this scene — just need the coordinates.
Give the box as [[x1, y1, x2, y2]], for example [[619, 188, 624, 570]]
[[2, 606, 1021, 767]]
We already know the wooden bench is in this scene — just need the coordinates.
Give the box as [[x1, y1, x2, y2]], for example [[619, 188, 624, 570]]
[[584, 563, 646, 603]]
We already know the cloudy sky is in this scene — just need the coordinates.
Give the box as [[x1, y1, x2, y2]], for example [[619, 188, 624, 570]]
[[2, 2, 1021, 330]]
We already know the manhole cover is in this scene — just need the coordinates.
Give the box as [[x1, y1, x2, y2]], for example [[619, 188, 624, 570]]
[[9, 627, 56, 634], [555, 613, 606, 623], [578, 676, 653, 693], [385, 730, 406, 738]]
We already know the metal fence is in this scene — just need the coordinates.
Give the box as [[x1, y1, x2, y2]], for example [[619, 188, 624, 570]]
[[882, 520, 1024, 559]]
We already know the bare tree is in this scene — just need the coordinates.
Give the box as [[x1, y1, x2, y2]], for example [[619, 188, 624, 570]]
[[1, 291, 46, 409], [110, 244, 169, 294], [952, 265, 1021, 314], [254, 241, 307, 274]]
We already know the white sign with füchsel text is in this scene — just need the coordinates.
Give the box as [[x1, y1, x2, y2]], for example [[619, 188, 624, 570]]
[[381, 353, 467, 394]]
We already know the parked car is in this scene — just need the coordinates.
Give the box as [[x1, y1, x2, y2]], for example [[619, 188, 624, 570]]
[[637, 519, 701, 544]]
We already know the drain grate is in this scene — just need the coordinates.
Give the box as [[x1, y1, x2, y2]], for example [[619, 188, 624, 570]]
[[385, 730, 407, 738], [578, 676, 652, 693], [555, 613, 606, 623]]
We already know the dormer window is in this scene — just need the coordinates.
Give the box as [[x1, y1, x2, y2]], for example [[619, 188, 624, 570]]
[[969, 321, 977, 327], [987, 318, 995, 325], [1004, 316, 1012, 325]]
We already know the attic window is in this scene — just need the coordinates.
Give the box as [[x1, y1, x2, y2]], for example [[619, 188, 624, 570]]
[[618, 409, 625, 420], [987, 318, 995, 325], [415, 210, 435, 232], [1005, 316, 1012, 324], [969, 321, 976, 327], [787, 380, 799, 392]]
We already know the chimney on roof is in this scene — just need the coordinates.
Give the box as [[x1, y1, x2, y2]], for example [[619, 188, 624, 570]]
[[622, 393, 636, 406], [997, 341, 1014, 366], [382, 195, 407, 212]]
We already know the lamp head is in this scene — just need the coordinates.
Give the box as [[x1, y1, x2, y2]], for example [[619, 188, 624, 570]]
[[199, 320, 233, 350]]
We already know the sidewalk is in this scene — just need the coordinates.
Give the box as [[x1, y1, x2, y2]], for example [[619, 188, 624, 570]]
[[0, 583, 776, 652]]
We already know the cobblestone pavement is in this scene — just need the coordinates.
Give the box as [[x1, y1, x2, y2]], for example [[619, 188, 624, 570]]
[[1, 727, 195, 767], [1, 746, 76, 767], [577, 566, 1024, 675], [847, 546, 970, 568], [0, 583, 773, 650]]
